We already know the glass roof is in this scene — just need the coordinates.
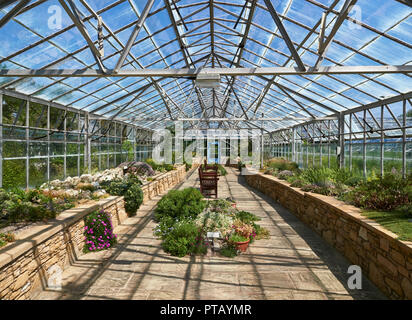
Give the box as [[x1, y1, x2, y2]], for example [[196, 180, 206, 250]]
[[0, 0, 411, 132]]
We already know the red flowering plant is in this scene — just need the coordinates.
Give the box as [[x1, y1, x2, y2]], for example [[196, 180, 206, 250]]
[[83, 209, 117, 253]]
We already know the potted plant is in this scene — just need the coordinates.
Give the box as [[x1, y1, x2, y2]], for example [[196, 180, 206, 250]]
[[229, 233, 250, 252]]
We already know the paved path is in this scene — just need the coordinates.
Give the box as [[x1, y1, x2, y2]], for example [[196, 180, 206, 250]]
[[32, 168, 385, 300]]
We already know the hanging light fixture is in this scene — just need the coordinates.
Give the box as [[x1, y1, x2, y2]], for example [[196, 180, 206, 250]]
[[195, 73, 220, 89]]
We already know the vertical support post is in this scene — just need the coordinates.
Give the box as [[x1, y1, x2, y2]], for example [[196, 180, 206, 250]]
[[380, 105, 384, 177], [85, 112, 91, 174], [98, 120, 101, 171], [291, 127, 296, 163], [107, 133, 110, 168], [349, 113, 352, 171], [47, 103, 50, 182], [305, 125, 309, 168], [338, 112, 345, 169], [312, 123, 315, 167], [363, 109, 367, 178], [328, 120, 331, 168], [64, 109, 67, 179], [133, 126, 137, 161], [0, 93, 3, 188], [319, 123, 323, 167], [114, 123, 117, 167], [77, 112, 81, 177], [26, 99, 29, 189], [402, 99, 407, 178], [260, 128, 264, 169]]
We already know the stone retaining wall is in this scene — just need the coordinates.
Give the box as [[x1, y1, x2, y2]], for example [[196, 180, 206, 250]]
[[0, 165, 188, 300], [245, 172, 412, 300]]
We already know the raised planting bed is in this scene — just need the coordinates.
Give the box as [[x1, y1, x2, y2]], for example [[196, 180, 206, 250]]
[[0, 165, 188, 300], [245, 171, 412, 300]]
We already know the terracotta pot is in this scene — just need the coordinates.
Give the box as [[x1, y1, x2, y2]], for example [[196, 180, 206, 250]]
[[235, 239, 250, 252], [231, 203, 236, 209]]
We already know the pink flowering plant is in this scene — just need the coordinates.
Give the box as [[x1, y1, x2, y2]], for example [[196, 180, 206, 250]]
[[83, 209, 117, 253]]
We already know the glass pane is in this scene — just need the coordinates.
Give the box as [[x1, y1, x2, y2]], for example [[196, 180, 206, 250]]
[[384, 143, 402, 173], [50, 143, 64, 156], [66, 143, 79, 155], [366, 144, 380, 176], [66, 156, 79, 178], [29, 142, 47, 157], [3, 126, 26, 140], [2, 95, 27, 126], [50, 107, 65, 130], [3, 141, 26, 158], [50, 157, 64, 181], [29, 158, 47, 188], [3, 159, 26, 190], [29, 102, 47, 128]]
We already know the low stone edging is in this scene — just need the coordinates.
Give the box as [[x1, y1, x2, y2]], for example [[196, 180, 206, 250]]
[[245, 172, 412, 300], [0, 165, 188, 300]]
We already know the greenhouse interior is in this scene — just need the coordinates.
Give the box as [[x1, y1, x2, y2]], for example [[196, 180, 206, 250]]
[[0, 0, 411, 303]]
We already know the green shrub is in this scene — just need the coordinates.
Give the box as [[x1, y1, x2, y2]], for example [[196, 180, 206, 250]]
[[0, 187, 74, 224], [155, 188, 206, 221], [6, 201, 56, 223], [234, 210, 260, 224], [344, 175, 364, 187], [102, 176, 142, 196], [145, 158, 158, 170], [220, 243, 238, 258], [161, 220, 206, 257], [101, 180, 127, 196], [277, 170, 294, 180], [237, 161, 245, 171], [217, 164, 227, 176], [153, 215, 176, 239], [265, 158, 299, 172], [163, 164, 174, 172], [123, 183, 143, 216], [343, 173, 410, 211], [145, 158, 174, 172], [206, 199, 234, 213], [253, 223, 270, 240], [194, 211, 233, 237], [298, 167, 334, 187], [83, 209, 117, 253], [228, 233, 248, 243], [184, 161, 192, 172]]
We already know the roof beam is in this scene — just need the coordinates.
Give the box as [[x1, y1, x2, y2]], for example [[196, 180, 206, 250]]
[[114, 0, 155, 73], [2, 65, 412, 77], [276, 83, 339, 114], [0, 0, 30, 29], [220, 0, 257, 120], [58, 0, 106, 72], [314, 0, 358, 69], [263, 0, 306, 71]]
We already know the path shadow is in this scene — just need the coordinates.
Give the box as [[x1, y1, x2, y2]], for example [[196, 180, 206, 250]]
[[234, 170, 386, 300]]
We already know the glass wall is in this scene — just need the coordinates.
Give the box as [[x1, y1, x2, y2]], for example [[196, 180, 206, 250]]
[[0, 93, 154, 190], [264, 98, 412, 178]]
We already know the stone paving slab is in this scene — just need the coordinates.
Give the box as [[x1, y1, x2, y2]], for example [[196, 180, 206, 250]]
[[32, 167, 386, 300]]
